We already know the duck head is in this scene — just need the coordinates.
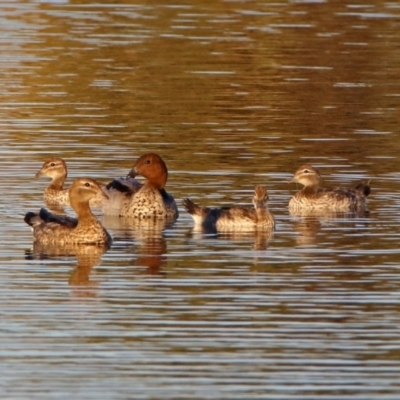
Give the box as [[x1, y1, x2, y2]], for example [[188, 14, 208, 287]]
[[69, 177, 109, 208], [289, 164, 321, 188], [127, 153, 168, 190], [35, 157, 67, 181]]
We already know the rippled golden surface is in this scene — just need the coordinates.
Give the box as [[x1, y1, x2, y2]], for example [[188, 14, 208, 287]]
[[2, 1, 400, 399]]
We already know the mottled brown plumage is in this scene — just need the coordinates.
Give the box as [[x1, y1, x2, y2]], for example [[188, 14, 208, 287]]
[[289, 164, 370, 214], [25, 178, 112, 245], [103, 153, 178, 219], [35, 157, 104, 207], [184, 185, 275, 231]]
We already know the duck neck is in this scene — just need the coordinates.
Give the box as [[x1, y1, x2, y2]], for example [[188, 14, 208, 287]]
[[71, 199, 97, 225], [253, 198, 266, 209], [49, 175, 66, 190], [256, 207, 268, 220], [302, 184, 319, 196], [253, 198, 267, 219], [146, 170, 168, 191]]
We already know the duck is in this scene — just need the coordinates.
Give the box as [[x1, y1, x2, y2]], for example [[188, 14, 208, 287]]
[[288, 164, 370, 213], [24, 177, 112, 246], [35, 157, 104, 207], [102, 153, 178, 219], [183, 185, 275, 231]]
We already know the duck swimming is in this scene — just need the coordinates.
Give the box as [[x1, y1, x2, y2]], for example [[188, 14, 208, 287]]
[[103, 153, 178, 219], [183, 185, 275, 231], [25, 177, 112, 246], [288, 164, 370, 214], [35, 157, 105, 207]]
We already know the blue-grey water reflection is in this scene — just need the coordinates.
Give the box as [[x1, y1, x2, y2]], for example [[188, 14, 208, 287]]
[[1, 1, 400, 399]]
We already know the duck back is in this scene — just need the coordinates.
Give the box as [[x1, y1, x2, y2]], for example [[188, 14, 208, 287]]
[[289, 182, 370, 213]]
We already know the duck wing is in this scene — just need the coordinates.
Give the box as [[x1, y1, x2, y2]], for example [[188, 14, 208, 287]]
[[39, 208, 78, 227], [218, 206, 258, 225], [103, 177, 143, 216], [24, 208, 77, 228], [105, 177, 142, 194]]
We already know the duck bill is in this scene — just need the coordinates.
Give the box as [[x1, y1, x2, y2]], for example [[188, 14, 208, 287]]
[[35, 170, 43, 179], [126, 168, 137, 179]]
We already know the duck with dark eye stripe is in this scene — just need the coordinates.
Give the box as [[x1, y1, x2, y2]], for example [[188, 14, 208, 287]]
[[288, 164, 370, 214], [103, 153, 178, 220], [24, 178, 112, 246], [35, 157, 105, 207]]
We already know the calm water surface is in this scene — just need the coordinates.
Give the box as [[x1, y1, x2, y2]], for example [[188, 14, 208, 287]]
[[1, 1, 400, 399]]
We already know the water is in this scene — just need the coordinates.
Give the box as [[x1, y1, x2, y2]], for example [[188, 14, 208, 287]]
[[1, 1, 400, 399]]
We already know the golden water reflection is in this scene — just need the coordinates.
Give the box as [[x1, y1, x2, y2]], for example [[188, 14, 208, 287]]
[[4, 1, 400, 398], [25, 243, 109, 289], [103, 216, 173, 276]]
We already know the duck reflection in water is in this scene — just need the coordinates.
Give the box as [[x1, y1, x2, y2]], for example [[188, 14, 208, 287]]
[[25, 243, 109, 294], [184, 185, 275, 250], [290, 212, 371, 247], [291, 215, 322, 246], [102, 216, 172, 276]]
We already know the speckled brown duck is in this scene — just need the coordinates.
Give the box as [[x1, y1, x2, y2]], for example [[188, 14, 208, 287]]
[[25, 177, 112, 246], [103, 153, 178, 219], [289, 164, 370, 214], [183, 185, 275, 231], [35, 157, 104, 207]]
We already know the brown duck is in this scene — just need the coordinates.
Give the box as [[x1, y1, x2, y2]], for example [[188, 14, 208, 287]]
[[289, 164, 370, 214], [25, 177, 112, 246], [35, 157, 104, 207], [103, 153, 178, 219], [184, 185, 275, 231]]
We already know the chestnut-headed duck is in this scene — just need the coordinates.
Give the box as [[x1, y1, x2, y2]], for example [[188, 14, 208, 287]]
[[102, 153, 178, 219], [289, 164, 370, 214], [25, 177, 112, 246], [183, 185, 275, 231], [35, 157, 104, 207]]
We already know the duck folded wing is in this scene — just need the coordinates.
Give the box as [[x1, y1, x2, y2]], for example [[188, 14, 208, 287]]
[[24, 208, 78, 229], [105, 177, 142, 194], [39, 208, 78, 228]]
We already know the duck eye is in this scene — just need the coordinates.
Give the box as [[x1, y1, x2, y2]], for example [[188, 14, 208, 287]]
[[50, 163, 55, 167], [84, 182, 90, 187], [304, 169, 309, 173], [144, 159, 151, 165]]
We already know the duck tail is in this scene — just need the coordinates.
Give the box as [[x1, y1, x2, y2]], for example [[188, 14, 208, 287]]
[[24, 212, 42, 227], [183, 198, 200, 215]]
